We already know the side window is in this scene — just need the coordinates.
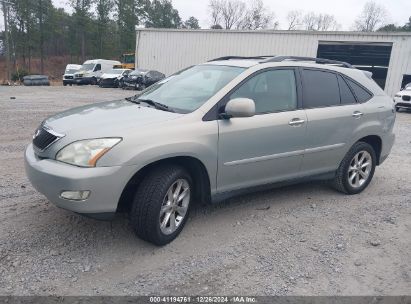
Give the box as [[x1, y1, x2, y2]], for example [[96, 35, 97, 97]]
[[302, 69, 340, 108], [345, 78, 372, 103], [338, 75, 357, 104], [229, 69, 297, 114], [94, 64, 101, 72]]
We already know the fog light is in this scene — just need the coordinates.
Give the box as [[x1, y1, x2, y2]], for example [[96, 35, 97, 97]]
[[60, 190, 90, 201]]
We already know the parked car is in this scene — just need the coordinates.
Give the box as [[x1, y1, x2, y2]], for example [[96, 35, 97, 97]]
[[99, 69, 131, 88], [121, 69, 165, 90], [25, 56, 395, 245], [74, 59, 121, 85], [394, 86, 411, 111], [63, 64, 81, 86]]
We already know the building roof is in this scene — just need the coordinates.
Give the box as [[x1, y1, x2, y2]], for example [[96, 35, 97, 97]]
[[136, 27, 411, 37]]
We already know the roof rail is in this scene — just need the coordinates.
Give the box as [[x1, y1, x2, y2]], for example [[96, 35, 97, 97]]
[[264, 56, 354, 68], [209, 55, 275, 62]]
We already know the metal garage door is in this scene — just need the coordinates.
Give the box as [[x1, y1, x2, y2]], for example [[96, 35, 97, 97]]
[[317, 41, 393, 89]]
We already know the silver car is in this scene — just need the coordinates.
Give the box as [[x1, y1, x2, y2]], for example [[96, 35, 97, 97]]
[[25, 56, 396, 245]]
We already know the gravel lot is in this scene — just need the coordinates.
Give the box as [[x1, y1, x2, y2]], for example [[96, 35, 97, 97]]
[[0, 86, 410, 296]]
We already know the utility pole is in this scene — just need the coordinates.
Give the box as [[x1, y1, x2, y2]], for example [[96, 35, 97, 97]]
[[1, 0, 12, 83]]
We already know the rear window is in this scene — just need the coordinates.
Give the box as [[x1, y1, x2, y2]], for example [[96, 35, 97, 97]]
[[345, 78, 372, 103], [302, 69, 340, 108], [338, 75, 357, 104]]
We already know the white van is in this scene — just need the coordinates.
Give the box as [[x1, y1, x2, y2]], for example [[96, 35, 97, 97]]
[[74, 59, 121, 85], [63, 64, 82, 86]]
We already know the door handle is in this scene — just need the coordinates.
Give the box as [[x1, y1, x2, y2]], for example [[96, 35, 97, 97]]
[[352, 111, 364, 118], [289, 118, 305, 126]]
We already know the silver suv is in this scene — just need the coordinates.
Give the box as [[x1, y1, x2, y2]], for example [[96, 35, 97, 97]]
[[25, 56, 396, 245]]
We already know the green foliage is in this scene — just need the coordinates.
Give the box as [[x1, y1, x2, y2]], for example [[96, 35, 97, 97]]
[[144, 0, 182, 28], [11, 68, 28, 82], [378, 17, 411, 32], [183, 17, 200, 29], [5, 0, 190, 74]]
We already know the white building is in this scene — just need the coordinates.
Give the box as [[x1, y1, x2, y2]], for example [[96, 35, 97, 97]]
[[136, 28, 411, 96]]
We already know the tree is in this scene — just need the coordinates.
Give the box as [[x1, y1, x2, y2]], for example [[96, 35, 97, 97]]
[[302, 12, 339, 31], [377, 24, 401, 32], [210, 24, 223, 29], [95, 0, 113, 57], [144, 0, 182, 28], [183, 16, 200, 29], [209, 0, 248, 30], [353, 1, 388, 32], [69, 0, 94, 62], [209, 0, 222, 27], [286, 10, 302, 30], [237, 0, 276, 30]]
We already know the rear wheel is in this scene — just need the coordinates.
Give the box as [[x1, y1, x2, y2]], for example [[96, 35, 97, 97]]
[[90, 77, 97, 85], [130, 165, 192, 245], [333, 142, 376, 194]]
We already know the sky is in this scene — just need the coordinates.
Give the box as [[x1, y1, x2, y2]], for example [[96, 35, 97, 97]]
[[1, 0, 410, 31]]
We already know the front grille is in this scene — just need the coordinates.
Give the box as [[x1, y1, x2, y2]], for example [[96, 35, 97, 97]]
[[33, 127, 58, 151], [65, 76, 73, 79], [402, 95, 411, 102]]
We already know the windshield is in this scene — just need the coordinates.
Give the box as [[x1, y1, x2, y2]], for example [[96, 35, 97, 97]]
[[137, 65, 245, 113], [81, 63, 95, 71], [107, 69, 124, 75], [123, 55, 135, 64]]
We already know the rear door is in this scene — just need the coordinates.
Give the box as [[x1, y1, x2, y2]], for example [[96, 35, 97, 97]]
[[217, 68, 307, 193], [300, 68, 366, 175]]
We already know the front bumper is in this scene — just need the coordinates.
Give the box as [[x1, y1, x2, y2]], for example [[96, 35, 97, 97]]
[[25, 144, 137, 216], [63, 78, 76, 84], [396, 102, 411, 108], [74, 77, 94, 85], [99, 78, 118, 87]]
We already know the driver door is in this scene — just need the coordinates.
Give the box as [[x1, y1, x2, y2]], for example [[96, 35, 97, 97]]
[[217, 68, 307, 193]]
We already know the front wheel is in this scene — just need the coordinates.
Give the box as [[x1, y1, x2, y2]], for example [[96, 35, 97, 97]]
[[333, 142, 376, 194], [130, 165, 192, 245], [395, 107, 400, 112]]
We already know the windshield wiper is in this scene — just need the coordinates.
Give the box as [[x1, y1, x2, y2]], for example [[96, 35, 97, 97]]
[[125, 97, 174, 113]]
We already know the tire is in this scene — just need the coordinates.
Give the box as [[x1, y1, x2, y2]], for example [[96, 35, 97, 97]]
[[63, 82, 67, 86], [395, 107, 400, 112], [90, 77, 97, 85], [333, 142, 376, 195], [130, 165, 193, 245]]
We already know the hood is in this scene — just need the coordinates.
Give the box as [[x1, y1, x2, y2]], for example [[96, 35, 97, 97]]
[[44, 99, 183, 138], [396, 89, 411, 96], [101, 73, 121, 79]]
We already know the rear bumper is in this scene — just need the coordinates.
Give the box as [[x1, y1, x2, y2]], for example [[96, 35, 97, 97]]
[[379, 132, 395, 165], [25, 144, 137, 215]]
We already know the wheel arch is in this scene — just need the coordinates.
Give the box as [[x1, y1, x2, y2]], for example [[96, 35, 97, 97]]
[[117, 156, 212, 213], [357, 135, 382, 165]]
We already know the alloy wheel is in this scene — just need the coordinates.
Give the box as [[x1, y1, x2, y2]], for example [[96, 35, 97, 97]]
[[159, 179, 190, 235], [347, 150, 372, 188]]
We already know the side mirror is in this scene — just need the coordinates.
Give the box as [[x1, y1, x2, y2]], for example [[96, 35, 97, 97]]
[[222, 98, 255, 119]]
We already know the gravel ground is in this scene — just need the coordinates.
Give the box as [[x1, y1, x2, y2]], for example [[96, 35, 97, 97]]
[[0, 86, 410, 296]]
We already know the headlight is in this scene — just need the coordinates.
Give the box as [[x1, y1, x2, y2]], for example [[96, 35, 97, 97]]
[[56, 138, 121, 167], [395, 94, 401, 98]]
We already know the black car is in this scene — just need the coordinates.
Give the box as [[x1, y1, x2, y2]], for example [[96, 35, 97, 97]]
[[121, 69, 165, 90]]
